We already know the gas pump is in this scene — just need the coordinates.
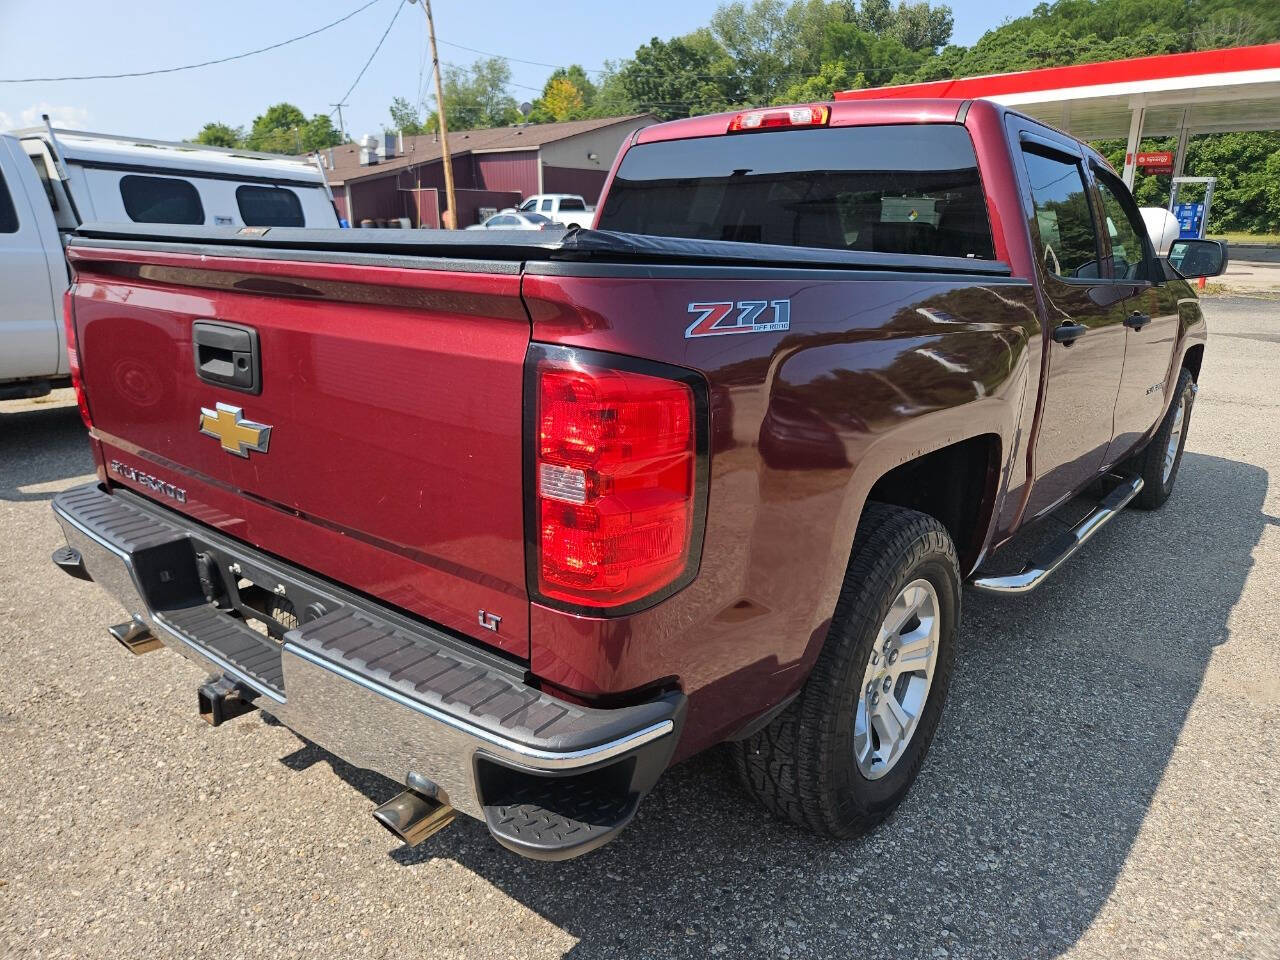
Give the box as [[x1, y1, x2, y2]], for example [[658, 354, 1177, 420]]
[[1169, 176, 1218, 288], [1169, 177, 1216, 240]]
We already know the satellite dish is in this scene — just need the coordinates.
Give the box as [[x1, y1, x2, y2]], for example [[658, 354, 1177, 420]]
[[519, 102, 533, 117]]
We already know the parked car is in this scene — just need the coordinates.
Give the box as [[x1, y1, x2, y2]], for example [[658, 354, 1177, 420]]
[[466, 211, 557, 231], [50, 99, 1225, 861], [515, 193, 595, 228]]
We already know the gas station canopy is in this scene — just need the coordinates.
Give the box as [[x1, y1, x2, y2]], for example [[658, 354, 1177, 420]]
[[836, 43, 1280, 187]]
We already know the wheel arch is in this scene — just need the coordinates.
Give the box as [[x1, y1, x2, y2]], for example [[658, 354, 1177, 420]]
[[1182, 342, 1204, 381], [861, 432, 1003, 577]]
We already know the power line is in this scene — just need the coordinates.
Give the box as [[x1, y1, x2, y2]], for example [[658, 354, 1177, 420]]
[[1, 0, 385, 83], [438, 39, 610, 74], [331, 0, 408, 115]]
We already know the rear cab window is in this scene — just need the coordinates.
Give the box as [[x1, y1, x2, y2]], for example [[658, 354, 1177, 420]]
[[236, 185, 304, 227], [119, 175, 204, 224], [597, 124, 995, 260]]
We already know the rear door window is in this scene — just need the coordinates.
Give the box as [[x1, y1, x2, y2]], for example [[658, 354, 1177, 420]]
[[236, 185, 305, 227], [1020, 149, 1100, 280], [119, 175, 204, 224], [0, 168, 18, 233], [597, 124, 996, 260]]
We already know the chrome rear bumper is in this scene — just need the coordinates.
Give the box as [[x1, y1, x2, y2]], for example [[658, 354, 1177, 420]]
[[53, 484, 682, 858]]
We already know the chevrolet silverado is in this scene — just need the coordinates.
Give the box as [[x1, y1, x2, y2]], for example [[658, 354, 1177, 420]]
[[49, 99, 1226, 860]]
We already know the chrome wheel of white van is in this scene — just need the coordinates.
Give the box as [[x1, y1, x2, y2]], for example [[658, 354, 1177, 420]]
[[854, 578, 940, 780]]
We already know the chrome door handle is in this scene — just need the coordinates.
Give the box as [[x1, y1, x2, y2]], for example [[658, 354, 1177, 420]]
[[1052, 321, 1087, 345]]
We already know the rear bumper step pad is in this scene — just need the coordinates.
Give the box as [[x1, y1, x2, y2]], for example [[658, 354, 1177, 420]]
[[52, 483, 683, 858]]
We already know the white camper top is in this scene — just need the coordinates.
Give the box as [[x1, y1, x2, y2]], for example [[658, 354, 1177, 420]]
[[15, 128, 327, 186]]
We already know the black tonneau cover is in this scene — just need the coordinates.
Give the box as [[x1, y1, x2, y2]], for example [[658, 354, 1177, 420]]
[[71, 220, 1012, 277]]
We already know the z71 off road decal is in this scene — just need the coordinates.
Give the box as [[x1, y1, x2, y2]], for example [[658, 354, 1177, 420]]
[[685, 299, 791, 338]]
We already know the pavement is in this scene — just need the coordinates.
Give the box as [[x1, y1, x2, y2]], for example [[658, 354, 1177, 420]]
[[1212, 258, 1280, 295], [0, 297, 1277, 960]]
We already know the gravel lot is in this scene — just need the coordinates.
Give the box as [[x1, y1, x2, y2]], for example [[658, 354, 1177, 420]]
[[1, 296, 1277, 960]]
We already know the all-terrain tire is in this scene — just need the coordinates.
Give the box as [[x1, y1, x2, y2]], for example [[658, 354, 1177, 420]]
[[731, 502, 960, 837], [1132, 367, 1196, 510]]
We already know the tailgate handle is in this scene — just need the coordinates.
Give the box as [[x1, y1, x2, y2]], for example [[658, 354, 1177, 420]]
[[192, 321, 261, 394]]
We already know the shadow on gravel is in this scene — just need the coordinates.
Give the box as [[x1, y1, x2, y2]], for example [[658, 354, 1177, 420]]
[[291, 451, 1267, 960], [0, 400, 93, 502]]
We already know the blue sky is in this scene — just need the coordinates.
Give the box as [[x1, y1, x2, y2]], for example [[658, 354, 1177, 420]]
[[0, 0, 1035, 142]]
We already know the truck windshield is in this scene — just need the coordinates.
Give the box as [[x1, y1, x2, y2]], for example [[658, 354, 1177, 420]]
[[597, 124, 995, 260]]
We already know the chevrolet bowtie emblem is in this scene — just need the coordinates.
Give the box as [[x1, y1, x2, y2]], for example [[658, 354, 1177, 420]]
[[198, 402, 272, 458]]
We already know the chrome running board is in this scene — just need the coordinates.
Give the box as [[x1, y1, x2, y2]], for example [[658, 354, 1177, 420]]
[[970, 474, 1144, 595]]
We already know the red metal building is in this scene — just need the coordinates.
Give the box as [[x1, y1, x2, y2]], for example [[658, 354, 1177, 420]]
[[323, 115, 656, 227]]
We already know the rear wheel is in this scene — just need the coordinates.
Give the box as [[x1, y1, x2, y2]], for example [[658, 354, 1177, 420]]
[[1132, 368, 1195, 510], [732, 503, 959, 837]]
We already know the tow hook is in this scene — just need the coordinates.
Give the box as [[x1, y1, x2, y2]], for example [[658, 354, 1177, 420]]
[[197, 675, 257, 726]]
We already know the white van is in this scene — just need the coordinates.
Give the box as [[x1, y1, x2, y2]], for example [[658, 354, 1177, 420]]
[[17, 128, 339, 233]]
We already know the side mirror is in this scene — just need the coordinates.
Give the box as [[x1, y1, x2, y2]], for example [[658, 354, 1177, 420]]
[[1168, 238, 1228, 279]]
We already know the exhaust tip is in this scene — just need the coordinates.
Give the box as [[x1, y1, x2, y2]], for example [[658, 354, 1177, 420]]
[[373, 788, 456, 847], [108, 618, 162, 655]]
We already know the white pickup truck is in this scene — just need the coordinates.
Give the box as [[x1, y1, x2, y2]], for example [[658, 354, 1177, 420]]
[[0, 125, 339, 400], [514, 193, 595, 228], [0, 133, 68, 400]]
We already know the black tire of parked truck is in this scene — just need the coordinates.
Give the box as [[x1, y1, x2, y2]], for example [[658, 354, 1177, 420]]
[[1131, 367, 1196, 510], [731, 503, 959, 838]]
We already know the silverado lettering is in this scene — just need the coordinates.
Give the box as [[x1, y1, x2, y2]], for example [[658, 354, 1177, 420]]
[[107, 459, 187, 504], [51, 98, 1225, 860]]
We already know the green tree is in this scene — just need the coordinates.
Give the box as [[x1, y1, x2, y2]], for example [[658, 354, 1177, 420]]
[[852, 0, 954, 51], [300, 114, 343, 151], [242, 103, 342, 153], [602, 30, 745, 120], [193, 122, 243, 148], [427, 57, 521, 131], [529, 66, 597, 123], [388, 96, 427, 135], [775, 62, 865, 103], [245, 103, 308, 152]]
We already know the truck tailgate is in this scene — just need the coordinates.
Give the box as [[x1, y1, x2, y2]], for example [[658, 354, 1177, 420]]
[[67, 243, 531, 657]]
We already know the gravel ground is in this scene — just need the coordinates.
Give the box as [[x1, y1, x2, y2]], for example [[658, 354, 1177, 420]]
[[1, 297, 1277, 960]]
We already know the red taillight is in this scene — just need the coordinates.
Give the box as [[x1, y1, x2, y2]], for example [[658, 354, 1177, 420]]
[[532, 349, 703, 611], [728, 105, 830, 133], [62, 290, 92, 428]]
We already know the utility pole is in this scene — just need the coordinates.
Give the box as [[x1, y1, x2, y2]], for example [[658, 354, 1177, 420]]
[[330, 102, 349, 143], [415, 0, 457, 228]]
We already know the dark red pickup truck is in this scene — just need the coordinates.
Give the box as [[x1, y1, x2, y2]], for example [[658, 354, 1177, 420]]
[[51, 98, 1226, 859]]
